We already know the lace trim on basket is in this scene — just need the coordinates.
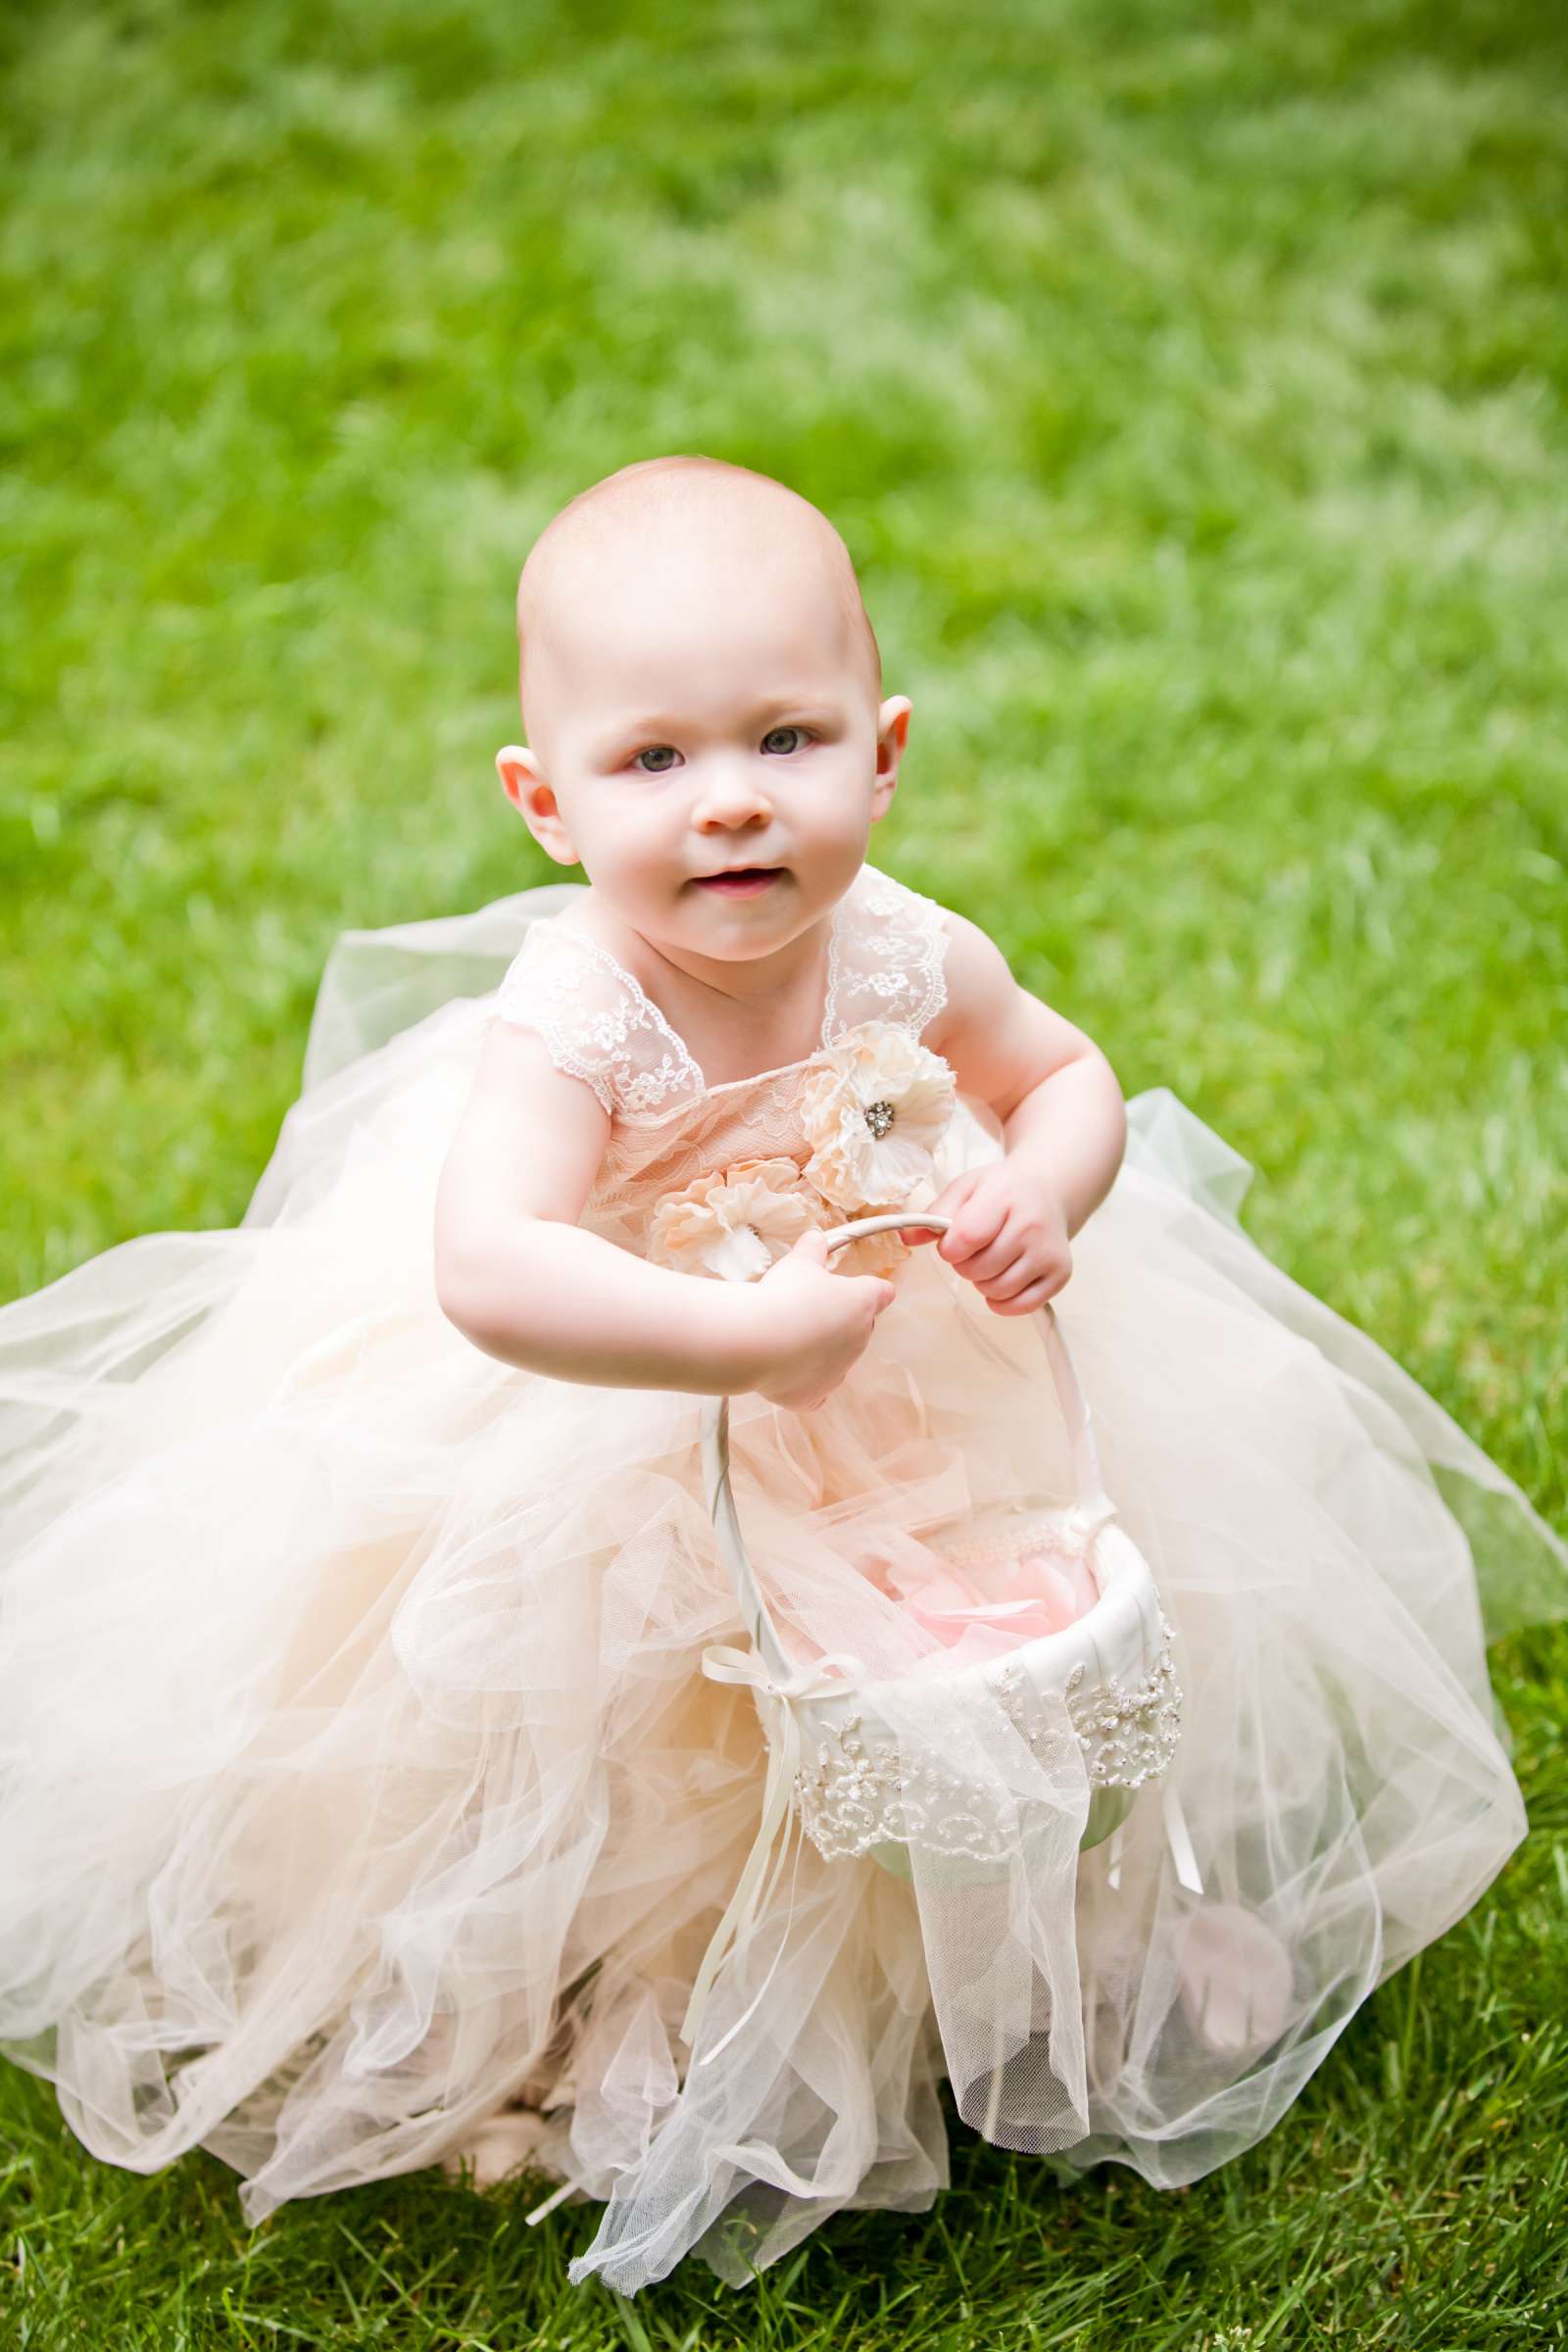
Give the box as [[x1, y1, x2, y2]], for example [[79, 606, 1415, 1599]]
[[793, 1617, 1182, 1864]]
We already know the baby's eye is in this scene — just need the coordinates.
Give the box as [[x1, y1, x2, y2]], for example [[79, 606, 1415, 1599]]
[[630, 728, 810, 772]]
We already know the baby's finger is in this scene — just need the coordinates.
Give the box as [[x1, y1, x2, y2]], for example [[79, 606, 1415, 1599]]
[[938, 1220, 984, 1267], [983, 1246, 1056, 1301], [900, 1192, 956, 1245], [945, 1209, 1019, 1278], [986, 1288, 1045, 1316], [987, 1264, 1068, 1314], [974, 1254, 1028, 1298]]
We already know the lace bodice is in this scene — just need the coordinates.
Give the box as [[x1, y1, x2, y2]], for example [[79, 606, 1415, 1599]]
[[491, 861, 955, 1256]]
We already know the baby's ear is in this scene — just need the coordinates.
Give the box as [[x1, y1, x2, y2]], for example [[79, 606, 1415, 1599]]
[[497, 746, 580, 868], [872, 697, 911, 810], [496, 744, 543, 810]]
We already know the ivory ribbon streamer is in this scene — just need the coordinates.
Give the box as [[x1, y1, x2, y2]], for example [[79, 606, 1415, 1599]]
[[1107, 1788, 1203, 1895], [1161, 1779, 1205, 1894], [524, 2176, 579, 2227], [678, 1642, 865, 2064]]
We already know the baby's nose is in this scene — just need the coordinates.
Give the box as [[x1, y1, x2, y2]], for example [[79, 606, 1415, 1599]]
[[694, 760, 774, 817]]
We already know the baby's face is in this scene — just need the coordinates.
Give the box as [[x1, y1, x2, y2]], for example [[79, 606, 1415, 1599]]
[[497, 537, 908, 963]]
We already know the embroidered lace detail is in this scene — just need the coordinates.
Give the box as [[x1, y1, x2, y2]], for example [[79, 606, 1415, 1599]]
[[1003, 1622, 1183, 1791], [791, 1617, 1182, 1864], [493, 921, 706, 1117], [795, 1718, 1054, 1864], [822, 869, 949, 1047]]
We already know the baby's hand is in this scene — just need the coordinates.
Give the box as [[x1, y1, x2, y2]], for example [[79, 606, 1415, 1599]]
[[737, 1228, 897, 1412], [905, 1163, 1071, 1314]]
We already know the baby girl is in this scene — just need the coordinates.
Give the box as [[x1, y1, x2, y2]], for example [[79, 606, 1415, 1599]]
[[432, 455, 1127, 1426], [2, 455, 1549, 2296]]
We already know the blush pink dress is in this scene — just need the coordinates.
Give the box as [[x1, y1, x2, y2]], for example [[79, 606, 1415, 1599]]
[[0, 858, 1562, 2298]]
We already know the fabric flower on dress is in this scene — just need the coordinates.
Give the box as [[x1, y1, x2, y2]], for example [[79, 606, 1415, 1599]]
[[645, 1157, 830, 1284], [798, 1020, 957, 1214]]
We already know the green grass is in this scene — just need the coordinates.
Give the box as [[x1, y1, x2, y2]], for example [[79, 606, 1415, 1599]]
[[3, 0, 1567, 2341]]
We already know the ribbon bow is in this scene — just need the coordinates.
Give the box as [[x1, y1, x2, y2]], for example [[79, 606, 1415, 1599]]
[[677, 1641, 865, 2064]]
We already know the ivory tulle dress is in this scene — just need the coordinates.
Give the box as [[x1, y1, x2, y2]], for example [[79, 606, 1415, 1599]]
[[1, 858, 1563, 2297]]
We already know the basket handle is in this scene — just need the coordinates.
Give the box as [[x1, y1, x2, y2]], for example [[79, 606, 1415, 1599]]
[[697, 1211, 1107, 1682]]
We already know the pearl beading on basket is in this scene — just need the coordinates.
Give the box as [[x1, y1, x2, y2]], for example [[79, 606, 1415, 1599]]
[[926, 1500, 1103, 1576], [1047, 1629, 1182, 1788]]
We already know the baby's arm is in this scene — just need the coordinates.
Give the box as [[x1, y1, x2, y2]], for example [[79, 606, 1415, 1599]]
[[434, 1021, 763, 1393], [433, 1020, 894, 1399], [912, 911, 1127, 1310]]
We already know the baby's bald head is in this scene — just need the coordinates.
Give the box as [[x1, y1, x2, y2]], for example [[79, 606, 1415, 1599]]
[[514, 456, 881, 751]]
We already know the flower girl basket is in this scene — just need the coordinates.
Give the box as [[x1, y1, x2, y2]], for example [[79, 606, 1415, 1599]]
[[679, 1210, 1202, 2067]]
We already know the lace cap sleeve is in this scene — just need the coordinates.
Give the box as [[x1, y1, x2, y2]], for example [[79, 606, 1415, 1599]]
[[491, 917, 705, 1121], [491, 921, 627, 1117], [824, 862, 951, 1045]]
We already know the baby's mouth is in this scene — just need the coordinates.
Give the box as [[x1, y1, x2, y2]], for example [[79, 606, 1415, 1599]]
[[693, 867, 787, 895]]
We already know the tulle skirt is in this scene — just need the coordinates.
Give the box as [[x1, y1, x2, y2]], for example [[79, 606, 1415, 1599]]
[[1, 886, 1563, 2298]]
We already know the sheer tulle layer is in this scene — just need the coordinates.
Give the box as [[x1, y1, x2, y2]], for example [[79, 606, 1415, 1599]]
[[1, 888, 1562, 2299]]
